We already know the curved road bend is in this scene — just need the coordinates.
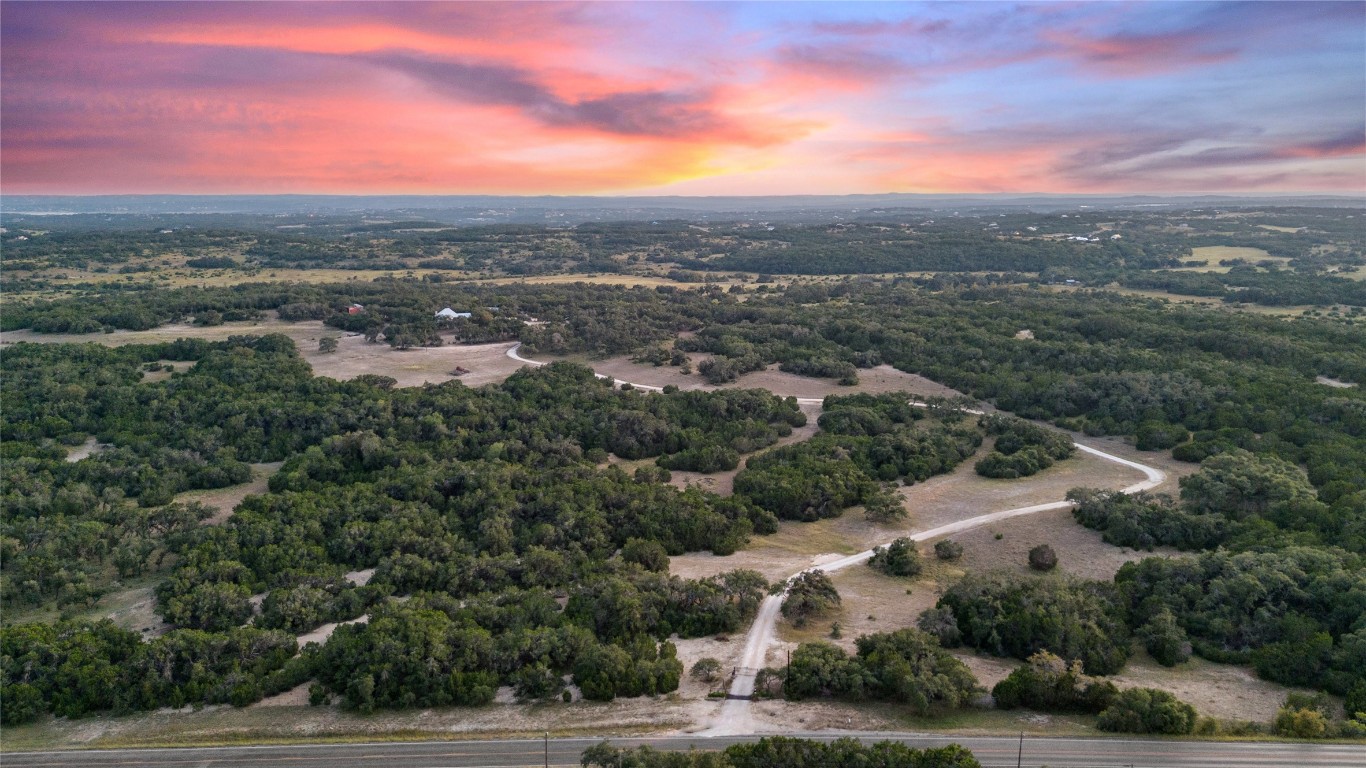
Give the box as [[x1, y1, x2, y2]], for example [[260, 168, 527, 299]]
[[4, 734, 1362, 768]]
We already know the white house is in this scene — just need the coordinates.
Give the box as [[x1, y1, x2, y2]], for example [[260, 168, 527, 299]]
[[436, 308, 473, 320]]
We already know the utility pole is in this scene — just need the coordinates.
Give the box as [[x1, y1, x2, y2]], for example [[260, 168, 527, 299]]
[[1016, 731, 1023, 768], [544, 730, 549, 768]]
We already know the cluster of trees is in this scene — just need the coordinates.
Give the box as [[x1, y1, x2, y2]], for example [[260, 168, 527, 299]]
[[9, 270, 1365, 520], [783, 629, 982, 714], [1071, 449, 1364, 554], [780, 571, 840, 628], [2, 338, 809, 720], [733, 412, 981, 522], [974, 414, 1075, 479], [312, 596, 680, 711], [1120, 265, 1366, 307], [991, 651, 1117, 714], [868, 538, 923, 577], [929, 572, 1131, 674], [0, 619, 306, 723], [1116, 548, 1365, 696], [582, 736, 982, 768], [1275, 692, 1366, 739]]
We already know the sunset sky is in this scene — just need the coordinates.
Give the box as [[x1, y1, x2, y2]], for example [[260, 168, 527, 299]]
[[2, 1, 1363, 196]]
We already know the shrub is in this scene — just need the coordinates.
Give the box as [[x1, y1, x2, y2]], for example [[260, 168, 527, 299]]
[[1028, 544, 1058, 571], [781, 571, 840, 628], [0, 683, 44, 725], [917, 607, 962, 648], [690, 657, 723, 683], [621, 538, 670, 572], [1276, 706, 1329, 739], [1346, 680, 1366, 722], [512, 663, 565, 702], [1097, 688, 1197, 734], [934, 539, 964, 560], [1274, 692, 1334, 739], [991, 652, 1117, 713], [1138, 608, 1192, 667], [863, 485, 907, 523], [868, 538, 922, 578]]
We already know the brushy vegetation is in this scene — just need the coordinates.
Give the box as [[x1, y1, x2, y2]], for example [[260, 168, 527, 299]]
[[5, 208, 1365, 727], [783, 629, 982, 714], [582, 735, 983, 768]]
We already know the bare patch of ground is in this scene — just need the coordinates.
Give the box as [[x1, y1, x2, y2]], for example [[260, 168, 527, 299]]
[[745, 699, 909, 734], [740, 364, 965, 402], [1, 320, 528, 390], [8, 694, 706, 751], [344, 568, 376, 587], [672, 513, 884, 586], [2, 319, 316, 347], [672, 432, 1186, 589], [254, 682, 312, 708], [776, 565, 927, 653], [951, 648, 1329, 725], [1112, 651, 1338, 723], [1179, 245, 1277, 270], [64, 436, 109, 462], [139, 360, 180, 383], [952, 651, 1019, 692], [296, 617, 367, 648], [309, 337, 524, 389], [951, 507, 1177, 581], [1317, 375, 1358, 388], [100, 585, 170, 639], [671, 635, 745, 700], [176, 462, 282, 525]]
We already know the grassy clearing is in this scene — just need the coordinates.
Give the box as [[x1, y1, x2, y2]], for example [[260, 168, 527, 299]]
[[3, 573, 167, 636], [1170, 245, 1283, 274], [1, 320, 532, 390], [1051, 285, 1312, 316], [176, 462, 282, 525]]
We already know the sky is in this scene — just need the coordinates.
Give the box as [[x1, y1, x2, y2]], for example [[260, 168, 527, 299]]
[[2, 1, 1363, 196]]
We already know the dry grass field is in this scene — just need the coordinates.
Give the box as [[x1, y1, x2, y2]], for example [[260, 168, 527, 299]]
[[1, 318, 528, 389], [1172, 245, 1281, 273]]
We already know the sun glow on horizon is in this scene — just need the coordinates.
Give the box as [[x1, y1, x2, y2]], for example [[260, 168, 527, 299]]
[[2, 1, 1362, 196]]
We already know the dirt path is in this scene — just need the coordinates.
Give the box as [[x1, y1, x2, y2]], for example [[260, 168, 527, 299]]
[[697, 444, 1165, 736], [506, 344, 1169, 737]]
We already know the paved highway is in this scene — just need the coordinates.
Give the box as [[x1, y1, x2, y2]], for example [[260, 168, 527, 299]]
[[5, 734, 1363, 768]]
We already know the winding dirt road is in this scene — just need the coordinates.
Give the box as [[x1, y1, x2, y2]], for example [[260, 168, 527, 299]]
[[505, 344, 1168, 736]]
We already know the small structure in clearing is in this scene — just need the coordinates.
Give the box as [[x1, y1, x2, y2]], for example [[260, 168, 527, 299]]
[[436, 307, 473, 319]]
